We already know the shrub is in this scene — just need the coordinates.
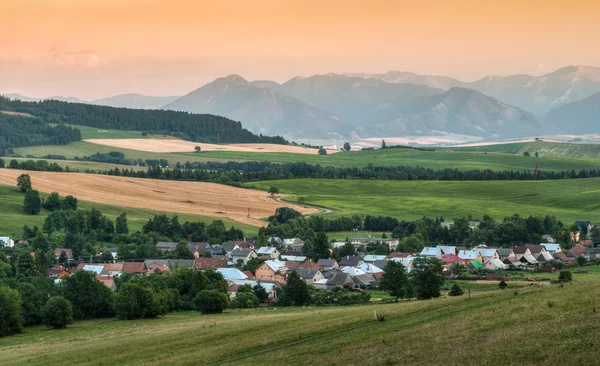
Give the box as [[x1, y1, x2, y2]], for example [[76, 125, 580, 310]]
[[194, 290, 229, 314], [448, 283, 464, 297], [42, 296, 73, 329], [499, 280, 508, 289], [0, 286, 22, 336], [114, 282, 168, 320], [558, 270, 573, 283]]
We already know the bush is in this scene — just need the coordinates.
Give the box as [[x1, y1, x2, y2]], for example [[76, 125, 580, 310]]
[[17, 173, 32, 192], [558, 270, 573, 283], [114, 282, 167, 320], [0, 286, 22, 336], [194, 290, 229, 314], [42, 296, 73, 329], [448, 283, 464, 297], [499, 280, 508, 289]]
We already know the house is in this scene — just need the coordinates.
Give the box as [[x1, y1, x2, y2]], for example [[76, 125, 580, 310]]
[[542, 235, 555, 243], [357, 263, 384, 276], [420, 247, 442, 259], [230, 248, 257, 265], [0, 236, 15, 248], [314, 271, 355, 291], [338, 255, 364, 268], [390, 257, 414, 272], [285, 261, 301, 271], [295, 267, 324, 284], [103, 263, 125, 276], [194, 257, 227, 270], [200, 247, 226, 257], [442, 254, 466, 265], [96, 276, 117, 291], [511, 246, 532, 260], [578, 240, 594, 247], [567, 244, 587, 258], [524, 244, 548, 258], [281, 255, 307, 262], [537, 251, 554, 262], [583, 248, 600, 261], [147, 264, 170, 274], [439, 246, 457, 255], [373, 259, 389, 270], [242, 270, 255, 279], [474, 247, 499, 262], [468, 260, 484, 270], [255, 260, 287, 284], [256, 247, 280, 259], [104, 247, 119, 259], [352, 273, 377, 287], [575, 221, 593, 234], [541, 243, 561, 253], [47, 265, 69, 279], [363, 254, 387, 262], [553, 251, 570, 263], [519, 254, 539, 266], [496, 248, 515, 260], [217, 268, 248, 281], [54, 248, 74, 261], [349, 237, 399, 250], [282, 238, 305, 252], [458, 250, 484, 264], [122, 262, 146, 275], [317, 259, 339, 270], [221, 242, 240, 257], [484, 258, 507, 271], [298, 260, 321, 269], [387, 252, 412, 259], [267, 237, 283, 246], [156, 242, 178, 251], [78, 264, 107, 276], [168, 259, 196, 268]]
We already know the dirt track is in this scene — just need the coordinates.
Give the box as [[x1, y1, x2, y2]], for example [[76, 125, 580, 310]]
[[84, 139, 339, 154], [0, 170, 317, 226]]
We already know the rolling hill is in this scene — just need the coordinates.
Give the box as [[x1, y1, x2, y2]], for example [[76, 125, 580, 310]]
[[163, 75, 353, 139], [546, 91, 600, 134], [92, 93, 180, 109]]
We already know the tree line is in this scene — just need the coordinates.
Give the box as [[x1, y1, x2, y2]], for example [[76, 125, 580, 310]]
[[0, 113, 81, 155], [0, 96, 287, 144]]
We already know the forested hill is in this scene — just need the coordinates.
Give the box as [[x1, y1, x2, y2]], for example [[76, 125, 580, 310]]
[[0, 96, 288, 144], [0, 113, 81, 154]]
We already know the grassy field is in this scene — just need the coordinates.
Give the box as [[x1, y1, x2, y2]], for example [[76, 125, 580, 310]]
[[0, 281, 598, 365], [0, 185, 259, 238], [15, 141, 600, 172], [251, 178, 600, 223], [449, 141, 600, 159]]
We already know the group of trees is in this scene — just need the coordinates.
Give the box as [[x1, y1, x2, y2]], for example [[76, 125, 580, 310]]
[[379, 257, 445, 301], [0, 112, 81, 155], [0, 96, 287, 145]]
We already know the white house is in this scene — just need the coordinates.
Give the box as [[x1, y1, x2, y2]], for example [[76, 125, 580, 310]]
[[230, 248, 257, 265], [484, 259, 507, 271], [0, 236, 14, 248], [420, 247, 442, 259], [256, 247, 280, 259], [541, 243, 561, 254], [217, 268, 248, 281], [363, 254, 387, 263]]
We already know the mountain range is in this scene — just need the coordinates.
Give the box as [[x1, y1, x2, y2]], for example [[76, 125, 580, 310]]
[[4, 65, 600, 140]]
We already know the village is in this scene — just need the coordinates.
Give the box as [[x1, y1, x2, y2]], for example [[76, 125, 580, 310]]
[[5, 220, 594, 304]]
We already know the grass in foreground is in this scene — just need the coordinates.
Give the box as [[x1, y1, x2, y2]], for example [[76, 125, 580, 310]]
[[15, 141, 600, 172], [251, 178, 600, 222], [0, 185, 258, 238], [0, 281, 598, 365]]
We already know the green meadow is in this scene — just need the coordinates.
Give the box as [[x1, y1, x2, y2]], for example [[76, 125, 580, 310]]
[[251, 178, 600, 223], [15, 141, 600, 172], [448, 140, 600, 159], [0, 185, 259, 238], [0, 281, 598, 365]]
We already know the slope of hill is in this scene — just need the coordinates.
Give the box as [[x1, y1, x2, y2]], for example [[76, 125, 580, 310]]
[[1, 281, 598, 365], [449, 140, 600, 159], [3, 93, 84, 103], [546, 91, 600, 134], [164, 75, 353, 138], [367, 87, 544, 138], [279, 74, 442, 128], [0, 96, 286, 144], [345, 70, 462, 90], [92, 93, 180, 109]]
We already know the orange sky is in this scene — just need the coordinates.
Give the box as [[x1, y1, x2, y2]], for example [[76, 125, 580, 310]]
[[1, 0, 599, 99]]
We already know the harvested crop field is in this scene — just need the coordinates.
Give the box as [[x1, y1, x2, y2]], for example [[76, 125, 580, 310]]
[[84, 138, 339, 154], [0, 170, 317, 226]]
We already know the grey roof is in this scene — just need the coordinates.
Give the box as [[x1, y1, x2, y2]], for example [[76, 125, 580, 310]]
[[221, 242, 239, 252], [168, 259, 195, 268], [353, 274, 377, 286], [326, 271, 354, 286], [317, 259, 337, 267], [144, 259, 170, 267], [373, 260, 390, 269], [497, 248, 514, 257], [156, 242, 178, 251], [295, 267, 321, 279], [231, 248, 254, 257], [339, 256, 361, 266]]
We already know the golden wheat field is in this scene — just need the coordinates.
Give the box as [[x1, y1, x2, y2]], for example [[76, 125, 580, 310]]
[[84, 138, 339, 154], [0, 170, 317, 226]]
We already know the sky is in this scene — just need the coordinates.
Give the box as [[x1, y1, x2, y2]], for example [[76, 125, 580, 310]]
[[1, 0, 600, 100]]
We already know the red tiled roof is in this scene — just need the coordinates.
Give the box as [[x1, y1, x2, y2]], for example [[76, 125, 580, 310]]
[[441, 254, 465, 264], [243, 270, 255, 279], [194, 257, 227, 270], [96, 276, 116, 291], [285, 261, 301, 271], [122, 262, 146, 273], [104, 263, 124, 272], [524, 244, 545, 253], [553, 252, 570, 262], [228, 284, 240, 293], [54, 248, 73, 258], [578, 240, 594, 247], [148, 264, 170, 274], [298, 260, 321, 269], [569, 244, 586, 257]]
